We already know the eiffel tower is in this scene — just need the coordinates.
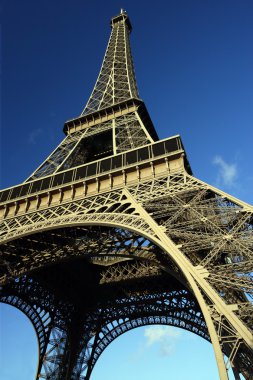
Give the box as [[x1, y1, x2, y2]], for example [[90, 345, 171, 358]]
[[0, 9, 252, 380]]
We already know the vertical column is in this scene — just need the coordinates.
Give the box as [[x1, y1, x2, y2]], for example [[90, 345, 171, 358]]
[[36, 325, 70, 379]]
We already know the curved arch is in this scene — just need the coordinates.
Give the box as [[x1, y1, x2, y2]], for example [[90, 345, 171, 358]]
[[90, 325, 224, 380], [0, 212, 231, 378], [0, 211, 154, 245], [90, 316, 208, 373], [75, 286, 209, 379], [0, 223, 188, 291], [0, 293, 51, 367]]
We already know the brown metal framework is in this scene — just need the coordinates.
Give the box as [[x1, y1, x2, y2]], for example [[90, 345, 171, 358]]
[[0, 9, 252, 380]]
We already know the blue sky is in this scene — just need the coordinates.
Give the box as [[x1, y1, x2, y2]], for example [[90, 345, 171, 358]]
[[0, 0, 253, 379]]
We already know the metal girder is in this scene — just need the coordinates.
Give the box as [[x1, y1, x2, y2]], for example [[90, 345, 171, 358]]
[[81, 11, 139, 115], [0, 269, 207, 380], [24, 11, 154, 182], [1, 169, 253, 378], [1, 8, 253, 380]]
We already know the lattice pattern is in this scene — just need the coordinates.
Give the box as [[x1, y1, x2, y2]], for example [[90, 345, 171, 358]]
[[115, 112, 151, 152], [128, 173, 253, 377], [61, 121, 113, 170], [66, 288, 208, 379], [42, 288, 207, 380], [1, 8, 253, 380], [26, 120, 113, 181], [81, 11, 139, 115], [207, 303, 253, 378], [0, 226, 158, 285], [136, 175, 253, 298], [26, 130, 85, 181], [24, 10, 152, 182], [1, 169, 253, 377], [0, 193, 154, 260], [100, 260, 160, 284], [0, 291, 51, 364], [37, 327, 69, 379], [0, 247, 207, 380]]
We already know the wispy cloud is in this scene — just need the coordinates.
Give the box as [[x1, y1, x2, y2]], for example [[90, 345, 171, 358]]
[[28, 128, 43, 144], [213, 155, 238, 188], [144, 326, 181, 357]]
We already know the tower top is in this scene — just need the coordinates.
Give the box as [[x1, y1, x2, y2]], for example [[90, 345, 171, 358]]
[[81, 10, 137, 115], [111, 9, 132, 32]]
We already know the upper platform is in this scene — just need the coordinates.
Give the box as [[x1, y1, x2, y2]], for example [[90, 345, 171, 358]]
[[110, 9, 132, 32]]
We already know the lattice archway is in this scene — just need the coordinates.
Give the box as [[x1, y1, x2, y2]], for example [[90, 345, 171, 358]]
[[0, 218, 251, 379], [0, 221, 214, 379], [0, 295, 47, 370], [0, 221, 189, 288], [77, 300, 210, 379]]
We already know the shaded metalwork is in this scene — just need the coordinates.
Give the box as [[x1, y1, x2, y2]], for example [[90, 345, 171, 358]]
[[0, 250, 209, 379]]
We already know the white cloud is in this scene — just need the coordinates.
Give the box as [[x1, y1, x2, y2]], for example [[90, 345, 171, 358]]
[[213, 155, 238, 187], [144, 326, 181, 357], [144, 326, 181, 345], [28, 128, 43, 144]]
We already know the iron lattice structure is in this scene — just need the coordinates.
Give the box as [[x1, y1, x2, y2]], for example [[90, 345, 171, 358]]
[[0, 9, 252, 380]]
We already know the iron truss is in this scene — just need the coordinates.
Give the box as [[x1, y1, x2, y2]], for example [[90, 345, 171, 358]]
[[25, 11, 154, 182], [0, 259, 208, 380], [1, 8, 253, 380], [27, 121, 113, 180], [26, 109, 154, 181], [81, 10, 139, 115], [1, 171, 253, 378]]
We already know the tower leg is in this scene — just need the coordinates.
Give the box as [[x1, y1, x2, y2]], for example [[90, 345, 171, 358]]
[[49, 312, 103, 380], [36, 314, 88, 380], [36, 325, 70, 379], [70, 313, 107, 380], [83, 330, 100, 380], [124, 188, 230, 380], [176, 271, 229, 380]]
